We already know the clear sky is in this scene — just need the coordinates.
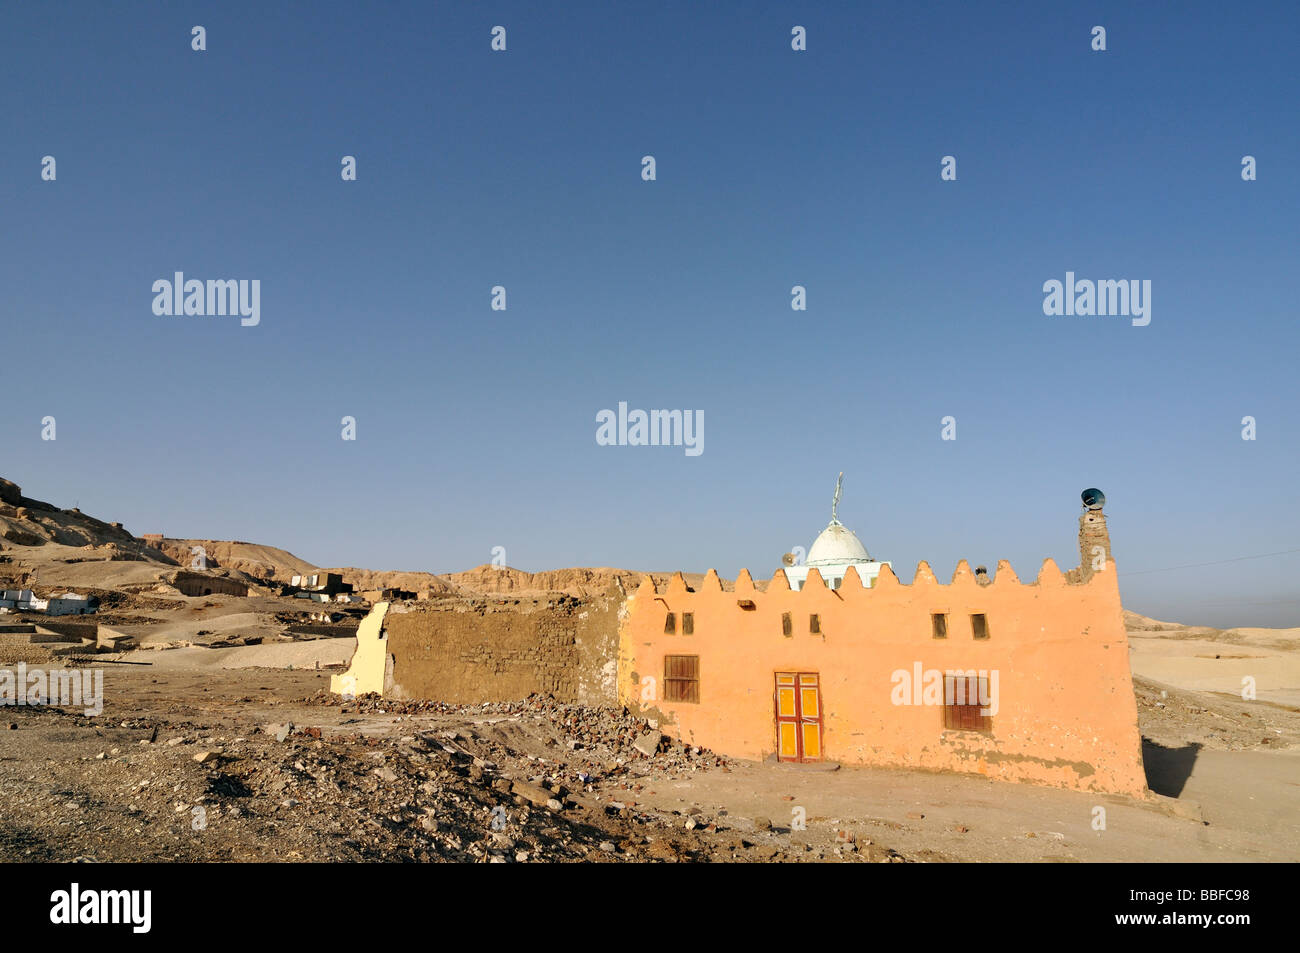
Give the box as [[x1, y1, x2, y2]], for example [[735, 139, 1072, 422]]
[[2, 1, 1297, 627]]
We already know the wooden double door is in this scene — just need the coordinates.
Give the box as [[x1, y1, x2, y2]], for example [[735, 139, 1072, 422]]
[[775, 672, 822, 762]]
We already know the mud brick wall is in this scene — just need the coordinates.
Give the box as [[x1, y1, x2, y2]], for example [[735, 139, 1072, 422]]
[[1067, 510, 1112, 583], [383, 590, 623, 705], [0, 633, 69, 665]]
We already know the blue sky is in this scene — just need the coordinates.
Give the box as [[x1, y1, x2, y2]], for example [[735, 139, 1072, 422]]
[[2, 1, 1297, 626]]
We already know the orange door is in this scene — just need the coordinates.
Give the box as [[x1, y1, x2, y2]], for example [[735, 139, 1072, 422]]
[[775, 672, 822, 762]]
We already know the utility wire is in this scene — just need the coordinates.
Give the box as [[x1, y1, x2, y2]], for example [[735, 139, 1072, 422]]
[[1124, 547, 1300, 576], [1176, 597, 1300, 608]]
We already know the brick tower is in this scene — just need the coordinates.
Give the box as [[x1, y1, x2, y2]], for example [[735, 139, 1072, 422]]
[[1076, 488, 1111, 581]]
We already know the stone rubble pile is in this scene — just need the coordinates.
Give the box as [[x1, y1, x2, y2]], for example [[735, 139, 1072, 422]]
[[4, 693, 902, 863], [313, 691, 733, 777]]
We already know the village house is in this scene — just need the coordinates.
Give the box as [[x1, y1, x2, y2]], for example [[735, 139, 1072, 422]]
[[360, 587, 416, 603], [0, 589, 97, 616], [0, 589, 45, 613], [46, 593, 97, 616], [171, 571, 249, 598], [291, 572, 351, 596]]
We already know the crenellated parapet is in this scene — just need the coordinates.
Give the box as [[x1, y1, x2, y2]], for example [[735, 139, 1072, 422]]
[[631, 556, 1116, 602]]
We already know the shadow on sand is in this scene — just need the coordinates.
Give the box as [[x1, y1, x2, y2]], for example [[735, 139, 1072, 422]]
[[1141, 739, 1201, 797]]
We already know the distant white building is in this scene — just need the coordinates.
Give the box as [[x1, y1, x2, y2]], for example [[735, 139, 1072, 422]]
[[47, 593, 95, 616], [1, 589, 48, 612], [0, 589, 94, 615], [781, 474, 891, 591]]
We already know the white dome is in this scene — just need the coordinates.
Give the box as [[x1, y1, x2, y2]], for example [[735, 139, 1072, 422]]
[[806, 522, 871, 566]]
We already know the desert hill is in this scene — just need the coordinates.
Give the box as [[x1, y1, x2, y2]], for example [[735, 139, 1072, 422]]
[[436, 565, 723, 598], [0, 479, 266, 597], [1, 477, 183, 591], [0, 476, 711, 600], [154, 538, 317, 583], [137, 537, 725, 598], [308, 566, 721, 599], [1123, 608, 1300, 710]]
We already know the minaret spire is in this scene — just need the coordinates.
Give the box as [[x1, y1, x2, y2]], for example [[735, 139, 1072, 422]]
[[830, 472, 844, 525]]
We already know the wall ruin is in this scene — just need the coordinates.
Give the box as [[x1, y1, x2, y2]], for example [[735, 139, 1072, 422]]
[[332, 588, 624, 706]]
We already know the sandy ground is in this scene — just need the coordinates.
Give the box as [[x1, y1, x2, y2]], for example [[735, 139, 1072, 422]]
[[1129, 633, 1300, 708], [0, 650, 1295, 862], [105, 595, 325, 647], [1, 600, 1296, 863], [142, 639, 358, 671], [625, 747, 1299, 862]]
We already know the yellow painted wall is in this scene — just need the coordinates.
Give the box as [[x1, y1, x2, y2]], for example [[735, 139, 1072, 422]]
[[330, 602, 390, 697]]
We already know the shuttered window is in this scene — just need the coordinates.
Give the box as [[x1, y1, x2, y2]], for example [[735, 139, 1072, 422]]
[[943, 675, 991, 731], [931, 613, 948, 639], [681, 612, 694, 635], [971, 613, 989, 639], [664, 655, 699, 703]]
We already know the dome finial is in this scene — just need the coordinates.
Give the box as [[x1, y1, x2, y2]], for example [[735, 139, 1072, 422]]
[[830, 471, 844, 525]]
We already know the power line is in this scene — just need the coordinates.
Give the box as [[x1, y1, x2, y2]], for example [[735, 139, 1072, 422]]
[[1175, 597, 1300, 608], [1124, 547, 1300, 576]]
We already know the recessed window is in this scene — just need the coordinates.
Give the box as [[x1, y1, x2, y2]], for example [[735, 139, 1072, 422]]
[[681, 612, 694, 635], [664, 655, 699, 703], [943, 675, 991, 731], [664, 612, 676, 635], [971, 613, 989, 640], [931, 613, 948, 639], [782, 612, 793, 637], [809, 614, 820, 634]]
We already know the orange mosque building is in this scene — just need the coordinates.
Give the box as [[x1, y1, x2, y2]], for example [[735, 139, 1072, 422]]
[[617, 483, 1148, 796]]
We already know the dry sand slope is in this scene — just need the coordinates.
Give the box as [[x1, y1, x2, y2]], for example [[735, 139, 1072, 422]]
[[1125, 610, 1300, 708]]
